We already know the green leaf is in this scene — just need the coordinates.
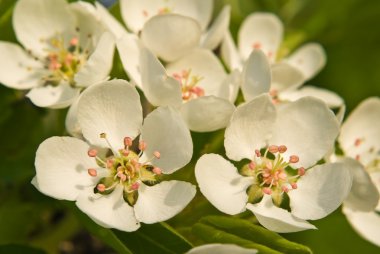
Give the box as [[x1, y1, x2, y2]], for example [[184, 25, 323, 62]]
[[113, 222, 193, 254], [200, 216, 312, 254], [192, 223, 281, 254], [0, 244, 46, 254]]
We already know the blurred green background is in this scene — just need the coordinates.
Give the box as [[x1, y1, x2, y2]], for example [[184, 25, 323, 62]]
[[0, 0, 379, 253]]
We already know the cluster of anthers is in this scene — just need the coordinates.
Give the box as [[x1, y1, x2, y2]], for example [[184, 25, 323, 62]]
[[241, 145, 305, 206], [86, 134, 162, 206], [31, 29, 92, 87], [142, 7, 171, 17], [252, 41, 274, 60], [172, 69, 205, 101]]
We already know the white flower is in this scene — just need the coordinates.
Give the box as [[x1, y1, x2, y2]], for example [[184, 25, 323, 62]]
[[0, 0, 115, 108], [337, 97, 380, 246], [33, 80, 196, 232], [221, 13, 343, 109], [195, 94, 352, 233], [117, 0, 230, 64], [139, 47, 237, 132], [186, 244, 257, 254]]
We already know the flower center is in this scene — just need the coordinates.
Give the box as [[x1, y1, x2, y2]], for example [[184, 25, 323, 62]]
[[350, 137, 380, 173], [241, 145, 305, 206], [40, 32, 91, 87], [86, 134, 162, 206], [172, 69, 204, 101]]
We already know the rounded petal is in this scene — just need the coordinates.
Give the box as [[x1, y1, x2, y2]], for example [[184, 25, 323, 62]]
[[344, 158, 380, 212], [225, 94, 276, 161], [289, 161, 353, 220], [140, 107, 192, 174], [120, 0, 213, 33], [286, 43, 326, 80], [222, 69, 242, 103], [271, 62, 305, 92], [0, 41, 43, 89], [186, 244, 257, 254], [269, 97, 340, 168], [238, 13, 283, 62], [343, 206, 380, 247], [26, 83, 80, 109], [34, 136, 99, 201], [134, 181, 196, 224], [279, 86, 344, 108], [201, 5, 230, 50], [246, 195, 316, 233], [221, 31, 243, 71], [116, 33, 144, 87], [74, 32, 115, 87], [139, 47, 182, 107], [13, 0, 75, 56], [65, 96, 82, 138], [77, 80, 143, 149], [195, 154, 252, 215], [141, 14, 201, 62], [76, 186, 141, 232], [339, 97, 380, 166], [180, 96, 235, 132], [241, 49, 271, 101], [166, 48, 227, 97]]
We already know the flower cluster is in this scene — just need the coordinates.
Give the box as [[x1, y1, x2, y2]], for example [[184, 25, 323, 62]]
[[1, 0, 378, 249]]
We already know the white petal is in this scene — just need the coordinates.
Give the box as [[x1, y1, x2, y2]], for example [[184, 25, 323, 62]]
[[13, 0, 75, 56], [140, 106, 192, 174], [120, 0, 213, 33], [286, 43, 326, 80], [139, 48, 182, 107], [26, 83, 80, 109], [201, 5, 230, 50], [75, 32, 115, 87], [336, 104, 346, 124], [34, 136, 99, 201], [134, 181, 196, 224], [343, 206, 380, 247], [77, 80, 143, 149], [279, 86, 344, 108], [339, 97, 380, 166], [141, 14, 201, 62], [0, 41, 43, 89], [289, 161, 353, 220], [225, 94, 276, 161], [69, 1, 106, 44], [246, 195, 316, 233], [180, 96, 235, 132], [94, 2, 127, 39], [116, 33, 144, 87], [344, 158, 380, 212], [238, 13, 283, 62], [371, 172, 380, 212], [166, 48, 227, 97], [241, 49, 271, 101], [222, 70, 242, 103], [221, 31, 243, 71], [195, 154, 252, 215], [76, 186, 140, 232], [186, 244, 257, 254], [65, 96, 82, 138], [271, 62, 305, 92], [269, 96, 340, 168]]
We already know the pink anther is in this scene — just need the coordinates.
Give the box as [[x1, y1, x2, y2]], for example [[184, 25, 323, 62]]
[[88, 149, 98, 157], [278, 145, 287, 153], [124, 137, 133, 147], [248, 161, 256, 170], [291, 183, 298, 189], [153, 167, 162, 175], [97, 184, 106, 192], [70, 37, 79, 46], [262, 187, 272, 195], [139, 141, 147, 151], [289, 155, 299, 163], [131, 182, 140, 190], [153, 151, 161, 159], [255, 149, 262, 157], [252, 42, 262, 49], [298, 167, 305, 176], [268, 145, 279, 154], [88, 168, 97, 177]]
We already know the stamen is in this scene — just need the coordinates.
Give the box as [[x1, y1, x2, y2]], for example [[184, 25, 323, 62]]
[[88, 149, 98, 157], [248, 161, 256, 170], [282, 186, 289, 193], [354, 138, 362, 147], [255, 149, 261, 157], [88, 168, 97, 177], [262, 187, 272, 195], [252, 42, 261, 49], [291, 183, 298, 189], [289, 155, 299, 163], [153, 167, 162, 175], [106, 159, 114, 169], [124, 137, 133, 147], [153, 151, 161, 159], [131, 182, 140, 190], [97, 184, 106, 192], [298, 167, 305, 176], [268, 145, 279, 154], [278, 145, 287, 153], [70, 37, 79, 46], [139, 141, 147, 151]]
